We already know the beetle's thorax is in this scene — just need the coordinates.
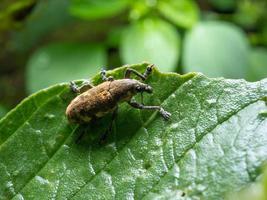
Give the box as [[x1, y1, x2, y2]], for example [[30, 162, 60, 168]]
[[107, 79, 142, 102]]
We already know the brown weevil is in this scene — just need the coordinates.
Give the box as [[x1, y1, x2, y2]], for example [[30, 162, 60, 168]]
[[66, 64, 171, 128]]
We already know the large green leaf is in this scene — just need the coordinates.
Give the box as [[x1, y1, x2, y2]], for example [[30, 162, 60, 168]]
[[183, 21, 250, 79], [0, 63, 267, 199], [120, 18, 180, 72], [26, 42, 107, 93]]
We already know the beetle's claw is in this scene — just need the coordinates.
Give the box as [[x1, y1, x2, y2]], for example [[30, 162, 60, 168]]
[[147, 64, 154, 72], [107, 76, 114, 81], [70, 81, 79, 93], [159, 108, 171, 120]]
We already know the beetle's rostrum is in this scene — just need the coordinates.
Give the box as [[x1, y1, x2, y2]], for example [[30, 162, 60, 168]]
[[66, 64, 171, 124]]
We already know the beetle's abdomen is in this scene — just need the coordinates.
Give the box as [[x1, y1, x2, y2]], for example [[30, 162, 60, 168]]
[[66, 89, 117, 123]]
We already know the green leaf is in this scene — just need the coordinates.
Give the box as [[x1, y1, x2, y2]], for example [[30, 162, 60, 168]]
[[183, 21, 250, 78], [1, 63, 267, 199], [207, 0, 237, 11], [69, 0, 129, 20], [234, 0, 266, 29], [26, 42, 107, 93], [157, 0, 199, 29], [247, 48, 267, 82], [0, 0, 36, 30], [11, 0, 73, 52], [120, 18, 180, 72]]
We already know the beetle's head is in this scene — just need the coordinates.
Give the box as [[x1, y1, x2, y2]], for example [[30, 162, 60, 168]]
[[134, 82, 153, 94]]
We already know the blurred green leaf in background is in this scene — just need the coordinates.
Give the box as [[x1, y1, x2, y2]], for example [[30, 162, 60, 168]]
[[247, 48, 267, 81], [70, 0, 130, 20], [26, 43, 107, 93], [120, 18, 180, 71], [157, 0, 199, 29], [183, 21, 250, 78]]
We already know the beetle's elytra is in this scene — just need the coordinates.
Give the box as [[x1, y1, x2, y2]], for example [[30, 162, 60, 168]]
[[66, 64, 171, 124]]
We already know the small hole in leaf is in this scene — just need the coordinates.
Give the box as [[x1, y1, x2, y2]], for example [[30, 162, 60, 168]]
[[144, 162, 151, 169]]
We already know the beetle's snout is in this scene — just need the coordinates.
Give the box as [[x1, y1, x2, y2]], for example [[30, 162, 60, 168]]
[[145, 85, 153, 93]]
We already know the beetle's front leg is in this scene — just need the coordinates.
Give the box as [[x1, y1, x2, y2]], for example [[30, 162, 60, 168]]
[[128, 100, 171, 120], [124, 64, 154, 80], [70, 80, 93, 94]]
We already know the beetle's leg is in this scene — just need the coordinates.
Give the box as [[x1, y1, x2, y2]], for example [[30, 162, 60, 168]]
[[70, 81, 93, 94], [143, 64, 154, 79], [124, 68, 146, 80], [70, 81, 79, 93], [124, 64, 154, 80], [128, 100, 171, 120], [100, 68, 114, 81], [79, 80, 94, 93], [99, 107, 118, 144]]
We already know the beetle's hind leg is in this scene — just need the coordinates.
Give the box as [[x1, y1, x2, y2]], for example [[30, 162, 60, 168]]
[[99, 107, 118, 144], [128, 100, 171, 120], [124, 64, 154, 80], [101, 68, 114, 81], [70, 80, 93, 94]]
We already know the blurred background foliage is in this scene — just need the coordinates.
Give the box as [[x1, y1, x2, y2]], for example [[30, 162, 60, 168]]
[[0, 0, 267, 117]]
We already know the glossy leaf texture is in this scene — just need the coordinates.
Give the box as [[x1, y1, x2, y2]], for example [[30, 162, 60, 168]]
[[120, 18, 180, 72], [0, 63, 267, 200], [26, 42, 107, 93], [183, 21, 250, 79]]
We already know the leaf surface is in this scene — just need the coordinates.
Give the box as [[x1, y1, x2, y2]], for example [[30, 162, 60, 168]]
[[0, 63, 267, 200]]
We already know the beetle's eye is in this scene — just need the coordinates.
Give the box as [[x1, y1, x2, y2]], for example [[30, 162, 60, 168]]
[[135, 86, 141, 92]]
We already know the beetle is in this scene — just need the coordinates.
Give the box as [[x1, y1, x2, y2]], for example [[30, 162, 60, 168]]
[[66, 64, 171, 127]]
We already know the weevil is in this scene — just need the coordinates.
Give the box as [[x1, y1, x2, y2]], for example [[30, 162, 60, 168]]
[[66, 64, 171, 127]]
